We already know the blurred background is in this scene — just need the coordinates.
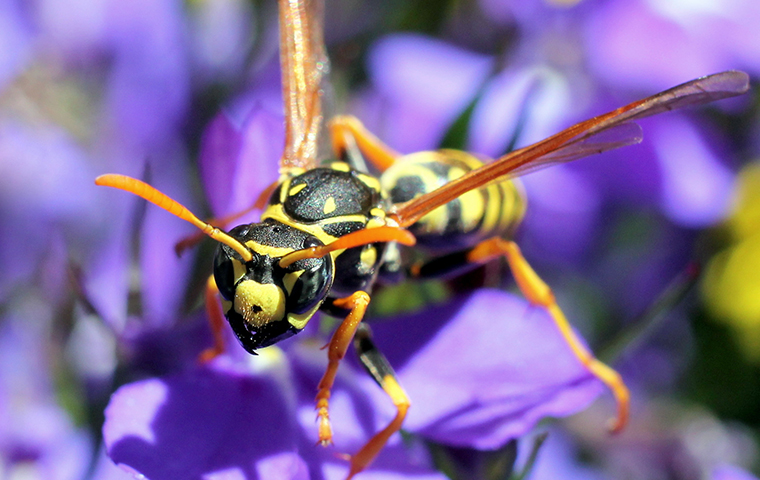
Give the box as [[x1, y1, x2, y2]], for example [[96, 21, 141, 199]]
[[0, 0, 758, 478]]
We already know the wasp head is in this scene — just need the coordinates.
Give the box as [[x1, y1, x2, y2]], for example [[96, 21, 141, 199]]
[[213, 220, 333, 353]]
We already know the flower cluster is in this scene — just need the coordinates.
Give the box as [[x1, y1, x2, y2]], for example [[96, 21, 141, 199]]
[[0, 0, 758, 479]]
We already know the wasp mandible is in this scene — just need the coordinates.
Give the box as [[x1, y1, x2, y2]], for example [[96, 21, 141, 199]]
[[95, 0, 750, 477]]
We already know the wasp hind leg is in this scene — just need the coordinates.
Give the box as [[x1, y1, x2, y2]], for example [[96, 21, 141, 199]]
[[409, 238, 630, 433], [466, 238, 630, 432]]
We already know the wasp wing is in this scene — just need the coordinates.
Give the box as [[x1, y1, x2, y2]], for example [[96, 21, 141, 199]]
[[279, 0, 328, 171], [504, 122, 643, 178], [392, 70, 750, 227]]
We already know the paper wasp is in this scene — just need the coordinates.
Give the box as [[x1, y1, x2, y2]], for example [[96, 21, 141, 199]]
[[95, 0, 749, 477]]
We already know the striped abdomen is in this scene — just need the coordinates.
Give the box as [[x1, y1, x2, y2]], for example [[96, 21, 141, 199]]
[[381, 150, 526, 251]]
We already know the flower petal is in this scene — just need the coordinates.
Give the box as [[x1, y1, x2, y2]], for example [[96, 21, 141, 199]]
[[104, 365, 301, 480], [368, 289, 604, 448]]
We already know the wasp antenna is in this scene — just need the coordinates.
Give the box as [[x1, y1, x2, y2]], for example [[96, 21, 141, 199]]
[[95, 174, 252, 262], [279, 226, 415, 268]]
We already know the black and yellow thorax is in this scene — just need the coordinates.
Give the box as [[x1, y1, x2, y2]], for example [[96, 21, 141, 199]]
[[263, 162, 392, 297]]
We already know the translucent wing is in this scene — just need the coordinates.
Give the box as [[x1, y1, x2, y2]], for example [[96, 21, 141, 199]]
[[506, 122, 643, 178], [392, 70, 750, 227], [279, 0, 328, 171]]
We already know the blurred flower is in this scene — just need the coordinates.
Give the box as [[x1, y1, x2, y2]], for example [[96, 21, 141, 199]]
[[585, 0, 760, 91], [702, 161, 760, 363], [714, 464, 760, 480], [0, 299, 92, 480]]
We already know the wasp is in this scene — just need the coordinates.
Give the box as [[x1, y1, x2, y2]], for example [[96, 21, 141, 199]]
[[95, 0, 750, 477]]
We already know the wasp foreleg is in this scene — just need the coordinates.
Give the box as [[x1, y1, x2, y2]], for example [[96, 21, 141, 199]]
[[316, 291, 371, 447]]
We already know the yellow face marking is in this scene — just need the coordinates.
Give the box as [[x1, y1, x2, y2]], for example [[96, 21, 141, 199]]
[[289, 183, 307, 196], [245, 240, 295, 259], [323, 197, 337, 215], [234, 279, 286, 327]]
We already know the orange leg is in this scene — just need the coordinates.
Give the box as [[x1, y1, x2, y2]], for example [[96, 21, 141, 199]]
[[315, 291, 371, 446], [198, 275, 228, 363], [346, 325, 410, 480], [467, 238, 630, 433], [328, 115, 399, 172]]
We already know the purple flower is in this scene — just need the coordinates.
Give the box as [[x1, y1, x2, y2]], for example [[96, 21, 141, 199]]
[[199, 103, 283, 220], [585, 0, 760, 91], [0, 0, 31, 90], [713, 465, 760, 480], [103, 291, 602, 478], [0, 308, 92, 480], [355, 34, 493, 153]]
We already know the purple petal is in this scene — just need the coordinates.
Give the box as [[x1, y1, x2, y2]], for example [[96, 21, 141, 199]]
[[584, 0, 730, 92], [650, 116, 735, 227], [35, 0, 108, 61], [200, 105, 283, 218], [469, 66, 572, 158], [187, 0, 255, 82], [364, 34, 493, 152], [0, 315, 92, 480], [0, 120, 105, 303], [526, 430, 609, 480], [138, 154, 198, 327], [104, 365, 302, 480], [367, 290, 604, 449], [518, 165, 601, 265], [199, 112, 244, 216], [713, 465, 760, 480], [101, 0, 189, 150], [0, 0, 31, 89], [288, 344, 450, 479]]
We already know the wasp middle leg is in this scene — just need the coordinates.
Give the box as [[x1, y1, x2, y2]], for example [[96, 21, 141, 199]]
[[345, 324, 410, 480]]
